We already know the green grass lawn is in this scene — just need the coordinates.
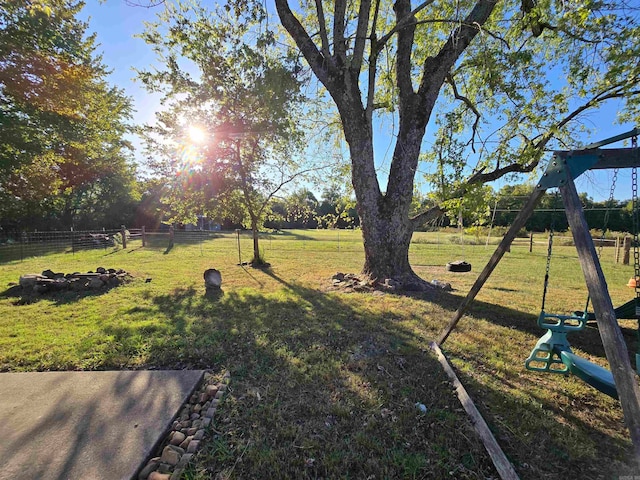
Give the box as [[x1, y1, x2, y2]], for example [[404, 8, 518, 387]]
[[0, 229, 637, 479]]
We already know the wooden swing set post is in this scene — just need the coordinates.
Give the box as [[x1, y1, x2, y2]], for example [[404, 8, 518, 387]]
[[436, 127, 640, 464], [560, 174, 640, 463]]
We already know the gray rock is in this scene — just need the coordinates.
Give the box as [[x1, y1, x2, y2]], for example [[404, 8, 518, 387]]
[[149, 471, 171, 480], [138, 458, 160, 480], [41, 269, 56, 279], [179, 435, 192, 450], [205, 385, 218, 398], [19, 274, 42, 288], [88, 277, 104, 290], [177, 453, 193, 468], [168, 445, 185, 455], [169, 431, 186, 446], [160, 446, 180, 466], [186, 440, 200, 453]]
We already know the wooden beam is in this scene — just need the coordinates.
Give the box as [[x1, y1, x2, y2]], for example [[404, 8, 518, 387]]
[[557, 148, 640, 170], [430, 342, 520, 480], [437, 188, 546, 345], [560, 175, 640, 463]]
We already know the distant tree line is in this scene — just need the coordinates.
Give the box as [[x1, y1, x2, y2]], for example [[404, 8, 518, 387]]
[[487, 184, 634, 234], [3, 176, 637, 236]]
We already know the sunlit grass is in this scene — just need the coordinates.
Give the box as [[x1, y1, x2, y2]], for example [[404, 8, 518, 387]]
[[0, 230, 637, 478]]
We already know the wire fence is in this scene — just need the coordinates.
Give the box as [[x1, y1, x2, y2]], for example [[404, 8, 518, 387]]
[[0, 227, 633, 264]]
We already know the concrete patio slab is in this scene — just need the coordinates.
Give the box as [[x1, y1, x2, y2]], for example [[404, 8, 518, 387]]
[[0, 370, 204, 480]]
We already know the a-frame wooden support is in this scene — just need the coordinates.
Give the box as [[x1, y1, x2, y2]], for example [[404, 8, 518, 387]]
[[435, 139, 640, 461], [560, 172, 640, 460]]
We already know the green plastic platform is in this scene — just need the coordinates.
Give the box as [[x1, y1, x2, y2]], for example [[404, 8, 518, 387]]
[[559, 350, 618, 399], [580, 299, 638, 321]]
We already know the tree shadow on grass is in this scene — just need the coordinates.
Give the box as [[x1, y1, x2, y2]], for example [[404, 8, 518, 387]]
[[96, 274, 637, 479], [115, 281, 497, 478]]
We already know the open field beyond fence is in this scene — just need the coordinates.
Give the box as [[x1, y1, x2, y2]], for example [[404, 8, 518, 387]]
[[0, 229, 638, 479]]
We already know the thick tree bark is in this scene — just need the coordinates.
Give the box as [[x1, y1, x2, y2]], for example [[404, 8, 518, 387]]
[[275, 0, 498, 289], [339, 100, 426, 286]]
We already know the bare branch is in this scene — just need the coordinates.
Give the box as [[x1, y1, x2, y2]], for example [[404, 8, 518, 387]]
[[469, 83, 640, 187], [352, 0, 373, 73], [315, 0, 331, 56], [446, 74, 480, 152], [539, 22, 601, 44], [410, 205, 444, 229], [394, 0, 418, 102], [365, 0, 383, 120], [333, 0, 348, 60], [378, 0, 438, 47], [418, 0, 499, 100], [275, 0, 334, 88]]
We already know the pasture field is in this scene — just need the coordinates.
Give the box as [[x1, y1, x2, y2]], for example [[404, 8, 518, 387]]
[[0, 229, 637, 479]]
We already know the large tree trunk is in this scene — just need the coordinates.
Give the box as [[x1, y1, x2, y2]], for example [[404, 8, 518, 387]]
[[274, 0, 496, 290], [340, 102, 427, 288]]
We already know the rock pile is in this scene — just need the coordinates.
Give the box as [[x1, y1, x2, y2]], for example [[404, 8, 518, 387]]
[[330, 272, 403, 292], [18, 268, 131, 294], [137, 371, 230, 480], [330, 272, 374, 292], [330, 272, 451, 292]]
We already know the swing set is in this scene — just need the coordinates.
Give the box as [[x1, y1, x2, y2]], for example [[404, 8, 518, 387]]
[[435, 127, 640, 459]]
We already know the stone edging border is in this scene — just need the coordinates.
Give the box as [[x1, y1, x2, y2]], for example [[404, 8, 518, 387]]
[[137, 370, 230, 480]]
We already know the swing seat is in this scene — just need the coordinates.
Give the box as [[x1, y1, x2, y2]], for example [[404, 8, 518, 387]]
[[538, 311, 588, 331], [559, 350, 618, 399], [525, 330, 571, 373]]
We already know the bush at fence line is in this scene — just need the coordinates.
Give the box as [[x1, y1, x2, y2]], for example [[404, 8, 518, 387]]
[[447, 234, 487, 245], [589, 229, 627, 241], [113, 232, 123, 247], [71, 233, 115, 250]]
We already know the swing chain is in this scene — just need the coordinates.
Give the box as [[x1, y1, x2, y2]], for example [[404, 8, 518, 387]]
[[633, 135, 640, 313], [598, 169, 619, 259], [541, 215, 555, 313]]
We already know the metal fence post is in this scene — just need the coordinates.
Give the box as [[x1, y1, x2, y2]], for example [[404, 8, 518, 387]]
[[142, 226, 146, 247]]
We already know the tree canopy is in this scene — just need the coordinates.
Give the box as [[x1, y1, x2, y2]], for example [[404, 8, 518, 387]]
[[0, 0, 136, 230], [274, 0, 640, 286], [138, 0, 313, 263]]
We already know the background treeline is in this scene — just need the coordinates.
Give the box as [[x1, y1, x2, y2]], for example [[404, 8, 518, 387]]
[[1, 179, 635, 235]]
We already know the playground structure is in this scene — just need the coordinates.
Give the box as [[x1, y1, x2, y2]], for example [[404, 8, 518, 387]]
[[436, 127, 640, 464]]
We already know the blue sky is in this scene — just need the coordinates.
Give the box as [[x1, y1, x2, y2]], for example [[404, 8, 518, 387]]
[[80, 1, 638, 203]]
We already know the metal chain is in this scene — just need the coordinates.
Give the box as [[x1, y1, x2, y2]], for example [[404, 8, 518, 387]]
[[541, 193, 558, 313], [541, 228, 554, 312], [633, 135, 640, 317]]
